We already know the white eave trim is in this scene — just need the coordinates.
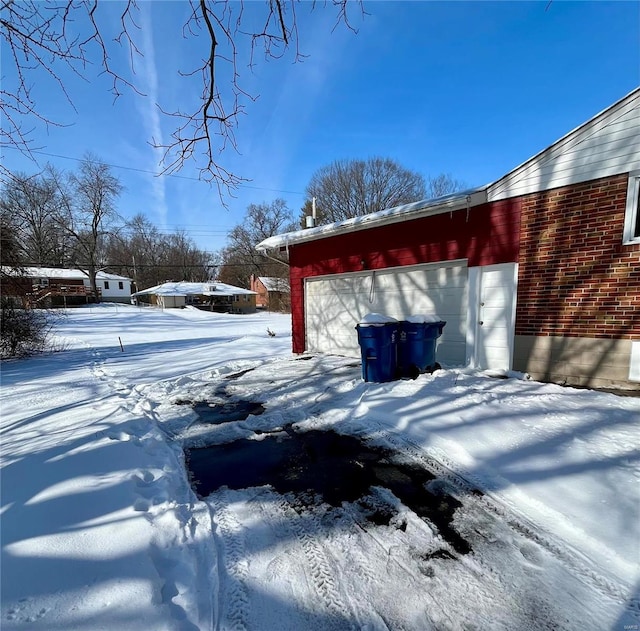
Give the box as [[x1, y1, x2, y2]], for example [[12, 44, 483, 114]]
[[487, 87, 640, 201], [257, 187, 488, 252]]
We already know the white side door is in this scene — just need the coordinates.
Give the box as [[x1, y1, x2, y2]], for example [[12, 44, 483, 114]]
[[467, 263, 518, 371]]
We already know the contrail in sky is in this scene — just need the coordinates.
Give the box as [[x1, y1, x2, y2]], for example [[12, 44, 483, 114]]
[[139, 3, 168, 228]]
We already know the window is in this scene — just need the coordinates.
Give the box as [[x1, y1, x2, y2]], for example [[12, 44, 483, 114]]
[[104, 281, 110, 289], [623, 171, 640, 244], [118, 281, 124, 290]]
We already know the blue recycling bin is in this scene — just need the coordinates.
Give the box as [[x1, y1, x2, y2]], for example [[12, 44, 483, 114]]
[[355, 322, 399, 383], [398, 320, 446, 378]]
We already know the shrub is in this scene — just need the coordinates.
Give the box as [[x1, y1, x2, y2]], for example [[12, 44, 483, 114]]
[[0, 299, 54, 358]]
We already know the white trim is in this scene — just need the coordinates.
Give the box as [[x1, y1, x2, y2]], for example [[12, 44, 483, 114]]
[[623, 171, 640, 245], [466, 263, 518, 371], [465, 267, 480, 368], [630, 341, 640, 382], [303, 258, 468, 285]]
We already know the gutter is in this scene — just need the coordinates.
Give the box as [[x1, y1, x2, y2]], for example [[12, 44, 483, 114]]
[[256, 187, 488, 253]]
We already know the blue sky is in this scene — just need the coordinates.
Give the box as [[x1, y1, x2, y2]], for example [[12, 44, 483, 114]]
[[2, 1, 638, 253]]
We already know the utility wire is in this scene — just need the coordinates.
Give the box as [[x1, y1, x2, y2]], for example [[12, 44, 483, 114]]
[[1, 147, 306, 196]]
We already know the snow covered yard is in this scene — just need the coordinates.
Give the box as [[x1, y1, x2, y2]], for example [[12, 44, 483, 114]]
[[1, 304, 638, 630]]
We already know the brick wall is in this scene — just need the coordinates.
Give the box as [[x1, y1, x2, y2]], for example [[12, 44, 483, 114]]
[[516, 174, 640, 339], [250, 276, 269, 308]]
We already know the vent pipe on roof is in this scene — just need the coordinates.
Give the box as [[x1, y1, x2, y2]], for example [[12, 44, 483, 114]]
[[305, 197, 317, 229]]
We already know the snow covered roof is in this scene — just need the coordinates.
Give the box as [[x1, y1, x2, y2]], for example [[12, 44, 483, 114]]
[[132, 281, 257, 298], [97, 271, 133, 281], [258, 277, 290, 292], [1, 266, 132, 281], [256, 187, 488, 252]]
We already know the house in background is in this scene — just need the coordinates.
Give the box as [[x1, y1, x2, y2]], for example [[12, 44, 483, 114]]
[[258, 88, 640, 390], [94, 272, 134, 303], [250, 275, 291, 312], [0, 267, 133, 306], [132, 281, 257, 313]]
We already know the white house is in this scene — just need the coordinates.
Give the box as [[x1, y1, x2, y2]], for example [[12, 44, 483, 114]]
[[94, 271, 133, 303], [1, 267, 133, 304]]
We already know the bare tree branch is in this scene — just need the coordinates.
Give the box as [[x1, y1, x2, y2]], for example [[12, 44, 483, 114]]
[[1, 0, 364, 195], [0, 0, 143, 172]]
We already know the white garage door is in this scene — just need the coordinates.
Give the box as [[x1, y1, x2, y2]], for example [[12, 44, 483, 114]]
[[304, 261, 468, 366]]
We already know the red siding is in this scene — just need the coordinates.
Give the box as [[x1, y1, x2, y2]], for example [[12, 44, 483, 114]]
[[516, 174, 640, 339], [289, 199, 521, 353]]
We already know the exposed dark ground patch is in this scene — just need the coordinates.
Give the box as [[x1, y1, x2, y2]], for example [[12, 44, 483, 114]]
[[185, 428, 472, 554], [225, 367, 258, 380], [190, 400, 266, 425]]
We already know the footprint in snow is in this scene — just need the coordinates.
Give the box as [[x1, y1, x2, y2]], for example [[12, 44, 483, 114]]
[[265, 555, 288, 582], [106, 430, 131, 442], [519, 542, 544, 568], [133, 498, 151, 512], [133, 470, 156, 485]]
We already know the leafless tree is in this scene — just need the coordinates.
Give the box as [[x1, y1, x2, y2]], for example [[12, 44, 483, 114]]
[[104, 214, 164, 289], [426, 173, 467, 199], [303, 159, 469, 225], [0, 169, 71, 266], [163, 230, 215, 283], [1, 0, 363, 194], [0, 196, 55, 358], [219, 198, 296, 287], [0, 210, 25, 268], [304, 157, 428, 224], [0, 1, 141, 158], [54, 155, 123, 301], [105, 214, 215, 289]]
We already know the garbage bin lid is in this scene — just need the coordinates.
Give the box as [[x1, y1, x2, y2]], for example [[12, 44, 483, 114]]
[[407, 313, 442, 323], [358, 313, 399, 327]]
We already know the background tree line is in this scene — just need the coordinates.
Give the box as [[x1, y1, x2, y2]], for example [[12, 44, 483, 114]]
[[0, 156, 215, 294]]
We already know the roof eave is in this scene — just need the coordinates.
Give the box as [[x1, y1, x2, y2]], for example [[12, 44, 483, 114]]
[[257, 187, 488, 253]]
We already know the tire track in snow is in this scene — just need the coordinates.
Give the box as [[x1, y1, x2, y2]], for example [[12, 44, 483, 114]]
[[209, 493, 250, 631], [361, 422, 632, 610], [267, 495, 358, 628], [254, 490, 421, 631], [278, 498, 352, 622], [210, 489, 354, 630]]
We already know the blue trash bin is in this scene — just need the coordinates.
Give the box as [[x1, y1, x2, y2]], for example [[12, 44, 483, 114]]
[[398, 318, 446, 378], [355, 315, 399, 382]]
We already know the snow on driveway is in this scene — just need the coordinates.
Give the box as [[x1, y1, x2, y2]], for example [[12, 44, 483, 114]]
[[1, 304, 638, 630]]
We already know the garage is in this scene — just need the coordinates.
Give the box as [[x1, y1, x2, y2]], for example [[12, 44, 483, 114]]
[[304, 260, 468, 366], [257, 189, 521, 372]]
